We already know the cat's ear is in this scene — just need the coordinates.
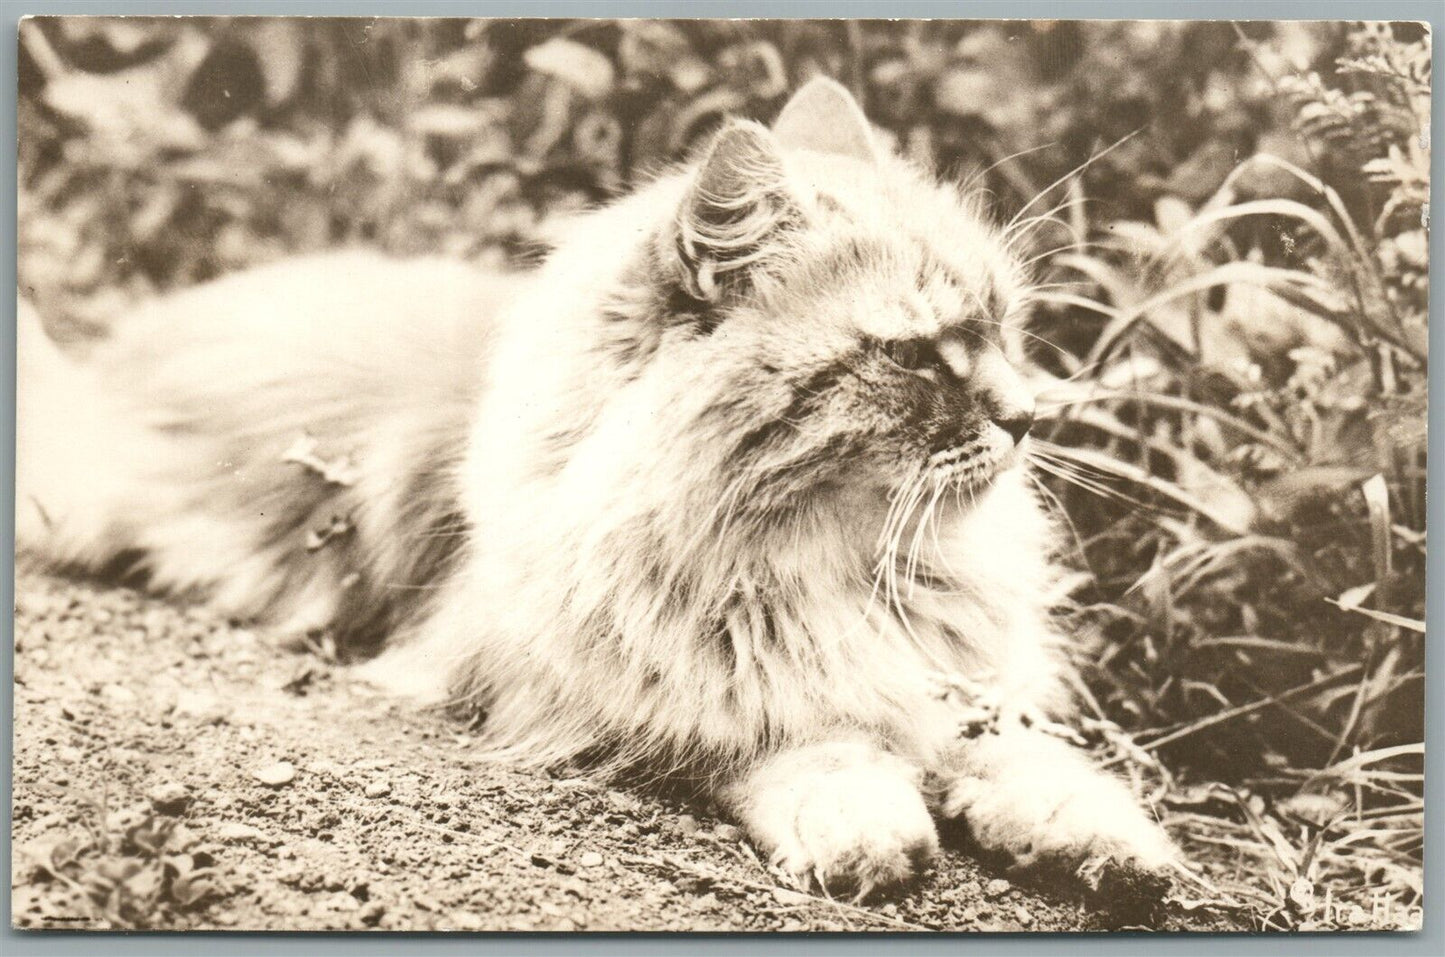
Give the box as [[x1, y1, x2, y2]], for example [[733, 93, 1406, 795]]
[[675, 121, 800, 302], [772, 77, 878, 165]]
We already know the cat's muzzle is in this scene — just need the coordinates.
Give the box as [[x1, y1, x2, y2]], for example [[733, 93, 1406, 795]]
[[926, 436, 1020, 492]]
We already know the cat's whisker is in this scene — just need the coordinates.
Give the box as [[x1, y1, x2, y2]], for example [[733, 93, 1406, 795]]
[[876, 464, 923, 551], [866, 470, 925, 624], [1004, 185, 1091, 229], [898, 476, 938, 607], [1002, 207, 1081, 254], [1028, 451, 1158, 514], [1018, 239, 1097, 270], [1015, 282, 1095, 305], [958, 141, 1058, 195], [918, 476, 949, 566], [1000, 197, 1092, 260], [903, 479, 944, 597], [711, 478, 755, 549], [925, 486, 948, 562], [967, 316, 1072, 359], [1004, 129, 1138, 233], [881, 489, 910, 615], [882, 471, 929, 628]]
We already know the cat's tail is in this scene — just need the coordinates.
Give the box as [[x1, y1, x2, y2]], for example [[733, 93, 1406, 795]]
[[15, 298, 147, 570]]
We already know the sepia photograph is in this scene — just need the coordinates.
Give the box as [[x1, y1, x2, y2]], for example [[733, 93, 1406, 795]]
[[11, 14, 1430, 934]]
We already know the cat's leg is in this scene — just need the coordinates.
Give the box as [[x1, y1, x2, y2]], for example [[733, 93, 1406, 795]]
[[931, 720, 1176, 900], [718, 739, 938, 900]]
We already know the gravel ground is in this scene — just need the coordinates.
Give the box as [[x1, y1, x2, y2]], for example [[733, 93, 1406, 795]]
[[12, 569, 1230, 932]]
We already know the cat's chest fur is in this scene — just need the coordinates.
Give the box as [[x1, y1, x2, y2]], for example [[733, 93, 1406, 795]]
[[418, 279, 1066, 771]]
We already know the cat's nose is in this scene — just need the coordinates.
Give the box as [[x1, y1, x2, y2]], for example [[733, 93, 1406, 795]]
[[972, 346, 1035, 445], [993, 405, 1035, 445]]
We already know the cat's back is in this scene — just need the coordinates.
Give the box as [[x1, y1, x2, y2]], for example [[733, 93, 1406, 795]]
[[102, 250, 517, 413], [18, 249, 524, 628], [119, 249, 514, 335]]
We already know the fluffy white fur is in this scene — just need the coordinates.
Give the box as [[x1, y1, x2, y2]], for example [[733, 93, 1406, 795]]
[[16, 79, 1176, 902]]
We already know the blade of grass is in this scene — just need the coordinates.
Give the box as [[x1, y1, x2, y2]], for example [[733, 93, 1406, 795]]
[[1305, 744, 1424, 790], [1324, 600, 1425, 633], [1037, 383, 1304, 461], [1139, 665, 1364, 752], [1085, 261, 1336, 368]]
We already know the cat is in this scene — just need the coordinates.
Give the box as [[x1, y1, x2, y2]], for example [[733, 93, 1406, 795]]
[[16, 78, 1178, 908]]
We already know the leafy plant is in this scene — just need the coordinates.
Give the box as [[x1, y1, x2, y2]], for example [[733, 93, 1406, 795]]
[[1020, 21, 1427, 928], [21, 802, 222, 928]]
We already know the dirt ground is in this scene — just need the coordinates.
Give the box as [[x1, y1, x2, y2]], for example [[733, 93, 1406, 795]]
[[11, 569, 1233, 933]]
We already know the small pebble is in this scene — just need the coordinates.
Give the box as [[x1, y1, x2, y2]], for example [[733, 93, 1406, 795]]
[[674, 814, 700, 835], [713, 823, 743, 842], [100, 684, 138, 707], [253, 761, 297, 787], [359, 901, 386, 926], [147, 781, 191, 815], [577, 851, 604, 868], [411, 894, 444, 913], [364, 781, 392, 798], [1014, 904, 1032, 926], [606, 791, 642, 814], [328, 891, 361, 913], [173, 689, 229, 725], [216, 821, 268, 843], [771, 887, 811, 907], [985, 877, 1011, 897]]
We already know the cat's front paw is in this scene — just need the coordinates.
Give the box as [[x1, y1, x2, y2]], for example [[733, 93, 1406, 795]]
[[937, 730, 1177, 918], [725, 742, 938, 901], [770, 767, 938, 899], [944, 771, 1174, 875]]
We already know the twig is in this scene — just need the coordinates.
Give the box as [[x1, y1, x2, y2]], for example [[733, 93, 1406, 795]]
[[1139, 665, 1364, 752]]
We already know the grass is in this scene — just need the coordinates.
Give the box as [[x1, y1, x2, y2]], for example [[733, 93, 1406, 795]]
[[1019, 133, 1425, 929]]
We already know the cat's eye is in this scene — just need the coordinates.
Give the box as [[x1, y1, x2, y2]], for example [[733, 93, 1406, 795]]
[[884, 338, 944, 376]]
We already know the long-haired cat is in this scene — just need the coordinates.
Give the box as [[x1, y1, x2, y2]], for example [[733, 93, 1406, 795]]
[[17, 79, 1177, 907]]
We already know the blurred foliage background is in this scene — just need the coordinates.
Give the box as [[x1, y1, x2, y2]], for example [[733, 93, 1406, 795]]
[[16, 17, 1429, 929]]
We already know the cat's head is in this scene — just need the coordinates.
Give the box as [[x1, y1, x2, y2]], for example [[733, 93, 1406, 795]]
[[613, 79, 1037, 525]]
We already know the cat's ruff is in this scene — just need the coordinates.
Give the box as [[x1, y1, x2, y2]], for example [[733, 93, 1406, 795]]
[[17, 78, 1177, 904]]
